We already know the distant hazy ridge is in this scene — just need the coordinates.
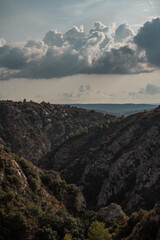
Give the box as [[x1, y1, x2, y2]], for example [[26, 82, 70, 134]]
[[69, 103, 158, 116]]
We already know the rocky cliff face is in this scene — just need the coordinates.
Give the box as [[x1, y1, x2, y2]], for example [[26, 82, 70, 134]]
[[43, 107, 160, 213], [2, 143, 160, 240]]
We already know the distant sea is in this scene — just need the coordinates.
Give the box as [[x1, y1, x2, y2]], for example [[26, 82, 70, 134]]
[[69, 104, 158, 116]]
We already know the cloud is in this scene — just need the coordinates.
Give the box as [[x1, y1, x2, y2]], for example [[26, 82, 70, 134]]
[[43, 25, 85, 50], [139, 84, 160, 95], [17, 45, 89, 79], [64, 25, 85, 50], [89, 21, 109, 34], [85, 45, 149, 74], [63, 84, 92, 100], [0, 45, 27, 69], [64, 84, 92, 98], [62, 84, 106, 102], [0, 67, 19, 80], [0, 40, 47, 71], [129, 84, 160, 97], [79, 84, 91, 93], [43, 31, 64, 47], [134, 18, 160, 67], [0, 18, 159, 80], [115, 23, 134, 42], [24, 40, 48, 62]]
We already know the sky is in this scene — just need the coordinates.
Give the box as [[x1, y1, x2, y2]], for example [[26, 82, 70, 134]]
[[0, 0, 160, 104]]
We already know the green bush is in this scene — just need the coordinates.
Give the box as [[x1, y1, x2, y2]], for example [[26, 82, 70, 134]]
[[64, 233, 72, 240], [28, 175, 39, 192], [15, 157, 37, 179], [88, 220, 111, 240], [6, 174, 21, 185]]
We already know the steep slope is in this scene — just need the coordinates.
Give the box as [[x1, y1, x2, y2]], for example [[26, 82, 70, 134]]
[[1, 145, 160, 240], [0, 145, 88, 240], [1, 101, 160, 239], [41, 107, 160, 213], [0, 100, 113, 165], [115, 203, 160, 240], [40, 118, 120, 172]]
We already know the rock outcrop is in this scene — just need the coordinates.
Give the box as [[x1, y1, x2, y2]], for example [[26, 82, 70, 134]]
[[98, 203, 127, 220], [45, 107, 160, 213]]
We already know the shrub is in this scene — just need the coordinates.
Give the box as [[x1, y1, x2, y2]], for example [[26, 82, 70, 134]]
[[15, 157, 37, 179], [64, 233, 72, 240], [6, 175, 21, 185], [88, 220, 111, 240], [28, 175, 39, 192]]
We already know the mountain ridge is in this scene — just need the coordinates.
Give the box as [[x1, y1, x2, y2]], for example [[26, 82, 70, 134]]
[[0, 100, 113, 165], [1, 100, 160, 239], [69, 103, 158, 116]]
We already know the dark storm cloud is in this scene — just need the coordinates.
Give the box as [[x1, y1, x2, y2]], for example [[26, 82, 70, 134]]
[[134, 18, 160, 67], [17, 46, 88, 79], [85, 46, 147, 75], [0, 45, 27, 69]]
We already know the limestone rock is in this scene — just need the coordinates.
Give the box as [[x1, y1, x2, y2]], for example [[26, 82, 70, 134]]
[[98, 203, 127, 219]]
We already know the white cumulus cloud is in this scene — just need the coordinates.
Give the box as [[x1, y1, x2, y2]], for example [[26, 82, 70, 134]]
[[0, 18, 159, 80]]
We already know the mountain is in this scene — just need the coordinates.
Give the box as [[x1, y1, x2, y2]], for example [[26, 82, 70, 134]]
[[1, 144, 160, 240], [0, 100, 113, 165], [40, 107, 160, 214], [1, 100, 160, 239], [0, 144, 88, 240], [69, 104, 158, 116]]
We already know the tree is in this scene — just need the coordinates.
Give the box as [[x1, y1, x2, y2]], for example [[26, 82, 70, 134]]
[[105, 124, 109, 129], [63, 233, 72, 240], [83, 126, 88, 134], [69, 131, 75, 138], [88, 220, 111, 240]]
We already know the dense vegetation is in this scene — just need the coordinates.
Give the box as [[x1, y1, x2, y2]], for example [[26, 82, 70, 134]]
[[0, 101, 160, 239], [0, 100, 113, 165], [0, 146, 121, 240], [1, 145, 159, 240]]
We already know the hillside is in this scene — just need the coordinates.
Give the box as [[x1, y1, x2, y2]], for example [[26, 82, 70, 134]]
[[0, 144, 88, 240], [0, 100, 113, 165], [1, 144, 160, 240], [1, 101, 160, 239], [40, 107, 160, 214]]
